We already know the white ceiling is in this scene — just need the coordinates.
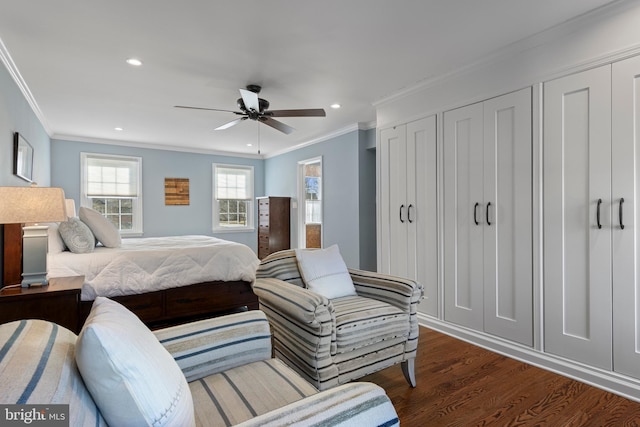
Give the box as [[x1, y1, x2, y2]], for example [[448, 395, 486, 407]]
[[0, 0, 618, 157]]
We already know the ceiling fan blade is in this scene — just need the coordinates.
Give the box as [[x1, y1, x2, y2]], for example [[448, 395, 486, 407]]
[[215, 117, 248, 130], [267, 108, 326, 117], [175, 105, 242, 114], [239, 89, 260, 112], [261, 117, 295, 134]]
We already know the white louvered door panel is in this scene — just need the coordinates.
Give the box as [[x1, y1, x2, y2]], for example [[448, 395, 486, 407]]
[[543, 65, 612, 370]]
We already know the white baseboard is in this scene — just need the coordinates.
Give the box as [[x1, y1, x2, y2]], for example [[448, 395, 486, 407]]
[[417, 313, 640, 403]]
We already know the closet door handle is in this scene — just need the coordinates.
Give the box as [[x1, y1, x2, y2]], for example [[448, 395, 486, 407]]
[[597, 198, 602, 229], [619, 198, 625, 230], [486, 202, 492, 226], [400, 204, 405, 223], [408, 204, 414, 223], [474, 202, 480, 226]]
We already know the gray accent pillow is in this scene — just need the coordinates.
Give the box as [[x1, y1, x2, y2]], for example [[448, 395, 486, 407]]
[[58, 218, 95, 254], [79, 207, 121, 248]]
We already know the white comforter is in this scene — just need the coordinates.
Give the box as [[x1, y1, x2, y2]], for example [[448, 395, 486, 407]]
[[47, 235, 259, 301]]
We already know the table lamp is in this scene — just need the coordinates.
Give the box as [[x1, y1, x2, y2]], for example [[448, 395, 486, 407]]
[[0, 186, 67, 286]]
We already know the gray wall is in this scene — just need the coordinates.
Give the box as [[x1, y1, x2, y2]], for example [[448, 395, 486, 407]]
[[358, 129, 376, 271], [264, 129, 376, 269], [51, 139, 264, 251], [0, 59, 52, 282]]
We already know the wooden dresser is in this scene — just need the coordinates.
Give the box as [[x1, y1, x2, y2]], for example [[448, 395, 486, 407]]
[[257, 197, 290, 259]]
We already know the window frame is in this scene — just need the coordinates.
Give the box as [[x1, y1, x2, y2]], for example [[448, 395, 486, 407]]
[[212, 163, 255, 233], [80, 152, 143, 236]]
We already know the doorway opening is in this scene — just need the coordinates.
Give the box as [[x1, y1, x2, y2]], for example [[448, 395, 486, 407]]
[[298, 157, 322, 248]]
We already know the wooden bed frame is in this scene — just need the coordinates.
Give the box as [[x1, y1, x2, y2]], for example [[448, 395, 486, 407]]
[[3, 224, 259, 330], [78, 279, 258, 330]]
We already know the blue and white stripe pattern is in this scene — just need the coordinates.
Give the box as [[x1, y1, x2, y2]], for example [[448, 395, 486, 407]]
[[253, 249, 422, 391], [0, 320, 106, 426], [154, 311, 273, 382]]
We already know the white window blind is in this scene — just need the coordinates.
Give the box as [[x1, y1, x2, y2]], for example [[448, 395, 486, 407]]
[[86, 156, 139, 198], [215, 166, 253, 200]]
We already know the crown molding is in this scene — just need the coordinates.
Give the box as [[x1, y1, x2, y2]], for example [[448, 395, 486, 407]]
[[51, 134, 263, 159], [0, 37, 52, 135], [263, 121, 376, 159]]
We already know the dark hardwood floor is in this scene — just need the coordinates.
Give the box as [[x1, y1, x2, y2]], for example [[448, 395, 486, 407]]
[[361, 327, 640, 426]]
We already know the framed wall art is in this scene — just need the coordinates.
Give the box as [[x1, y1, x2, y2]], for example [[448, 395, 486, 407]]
[[13, 132, 34, 182]]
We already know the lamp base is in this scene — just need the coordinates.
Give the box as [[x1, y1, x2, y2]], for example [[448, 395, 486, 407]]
[[21, 225, 50, 288], [21, 276, 49, 288]]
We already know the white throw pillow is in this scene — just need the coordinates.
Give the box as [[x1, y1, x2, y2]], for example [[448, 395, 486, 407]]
[[295, 244, 357, 299], [75, 297, 195, 427], [45, 222, 66, 253], [79, 206, 121, 248], [58, 218, 95, 253]]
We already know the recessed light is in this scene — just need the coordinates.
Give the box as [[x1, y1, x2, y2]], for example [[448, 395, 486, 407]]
[[246, 143, 253, 147], [330, 103, 341, 109], [126, 58, 142, 66], [114, 127, 124, 131]]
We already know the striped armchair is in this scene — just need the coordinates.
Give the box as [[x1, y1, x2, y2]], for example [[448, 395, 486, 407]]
[[254, 249, 423, 391], [0, 311, 400, 426]]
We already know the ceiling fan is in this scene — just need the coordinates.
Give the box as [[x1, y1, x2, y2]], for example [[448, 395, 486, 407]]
[[175, 85, 326, 135]]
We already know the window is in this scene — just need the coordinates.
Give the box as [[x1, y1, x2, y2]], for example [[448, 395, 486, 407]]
[[81, 153, 143, 235], [212, 163, 254, 231]]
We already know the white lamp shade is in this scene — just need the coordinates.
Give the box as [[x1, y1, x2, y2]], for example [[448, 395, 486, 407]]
[[65, 198, 76, 218], [0, 187, 67, 224]]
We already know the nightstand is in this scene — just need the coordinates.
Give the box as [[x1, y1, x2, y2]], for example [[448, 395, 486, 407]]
[[0, 276, 84, 333]]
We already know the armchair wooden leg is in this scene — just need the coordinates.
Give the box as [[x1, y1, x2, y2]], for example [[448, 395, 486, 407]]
[[401, 358, 416, 387]]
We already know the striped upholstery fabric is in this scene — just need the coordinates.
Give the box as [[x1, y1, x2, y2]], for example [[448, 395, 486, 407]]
[[0, 320, 106, 426], [253, 278, 340, 389], [190, 358, 317, 426], [349, 268, 423, 361], [256, 249, 304, 287], [332, 295, 409, 354], [154, 311, 272, 382], [235, 382, 399, 427], [253, 249, 423, 391]]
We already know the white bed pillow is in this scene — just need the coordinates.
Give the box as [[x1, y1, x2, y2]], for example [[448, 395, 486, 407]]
[[79, 206, 121, 248], [45, 222, 66, 253], [295, 244, 357, 299], [75, 297, 195, 427], [58, 218, 95, 253]]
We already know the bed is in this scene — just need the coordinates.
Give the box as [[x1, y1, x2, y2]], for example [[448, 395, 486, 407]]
[[45, 229, 260, 329]]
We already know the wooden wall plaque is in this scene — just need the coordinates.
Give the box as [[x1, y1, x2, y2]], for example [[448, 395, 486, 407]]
[[164, 178, 190, 205]]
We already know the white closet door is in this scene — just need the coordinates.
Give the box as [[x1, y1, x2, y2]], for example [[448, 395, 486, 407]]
[[408, 116, 438, 316], [380, 126, 408, 277], [543, 65, 612, 370], [612, 55, 640, 379], [483, 88, 533, 346], [444, 102, 484, 329]]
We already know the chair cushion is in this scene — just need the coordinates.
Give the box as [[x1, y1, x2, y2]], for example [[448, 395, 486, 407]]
[[332, 295, 410, 354], [190, 358, 317, 426], [75, 297, 195, 427], [295, 245, 357, 299]]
